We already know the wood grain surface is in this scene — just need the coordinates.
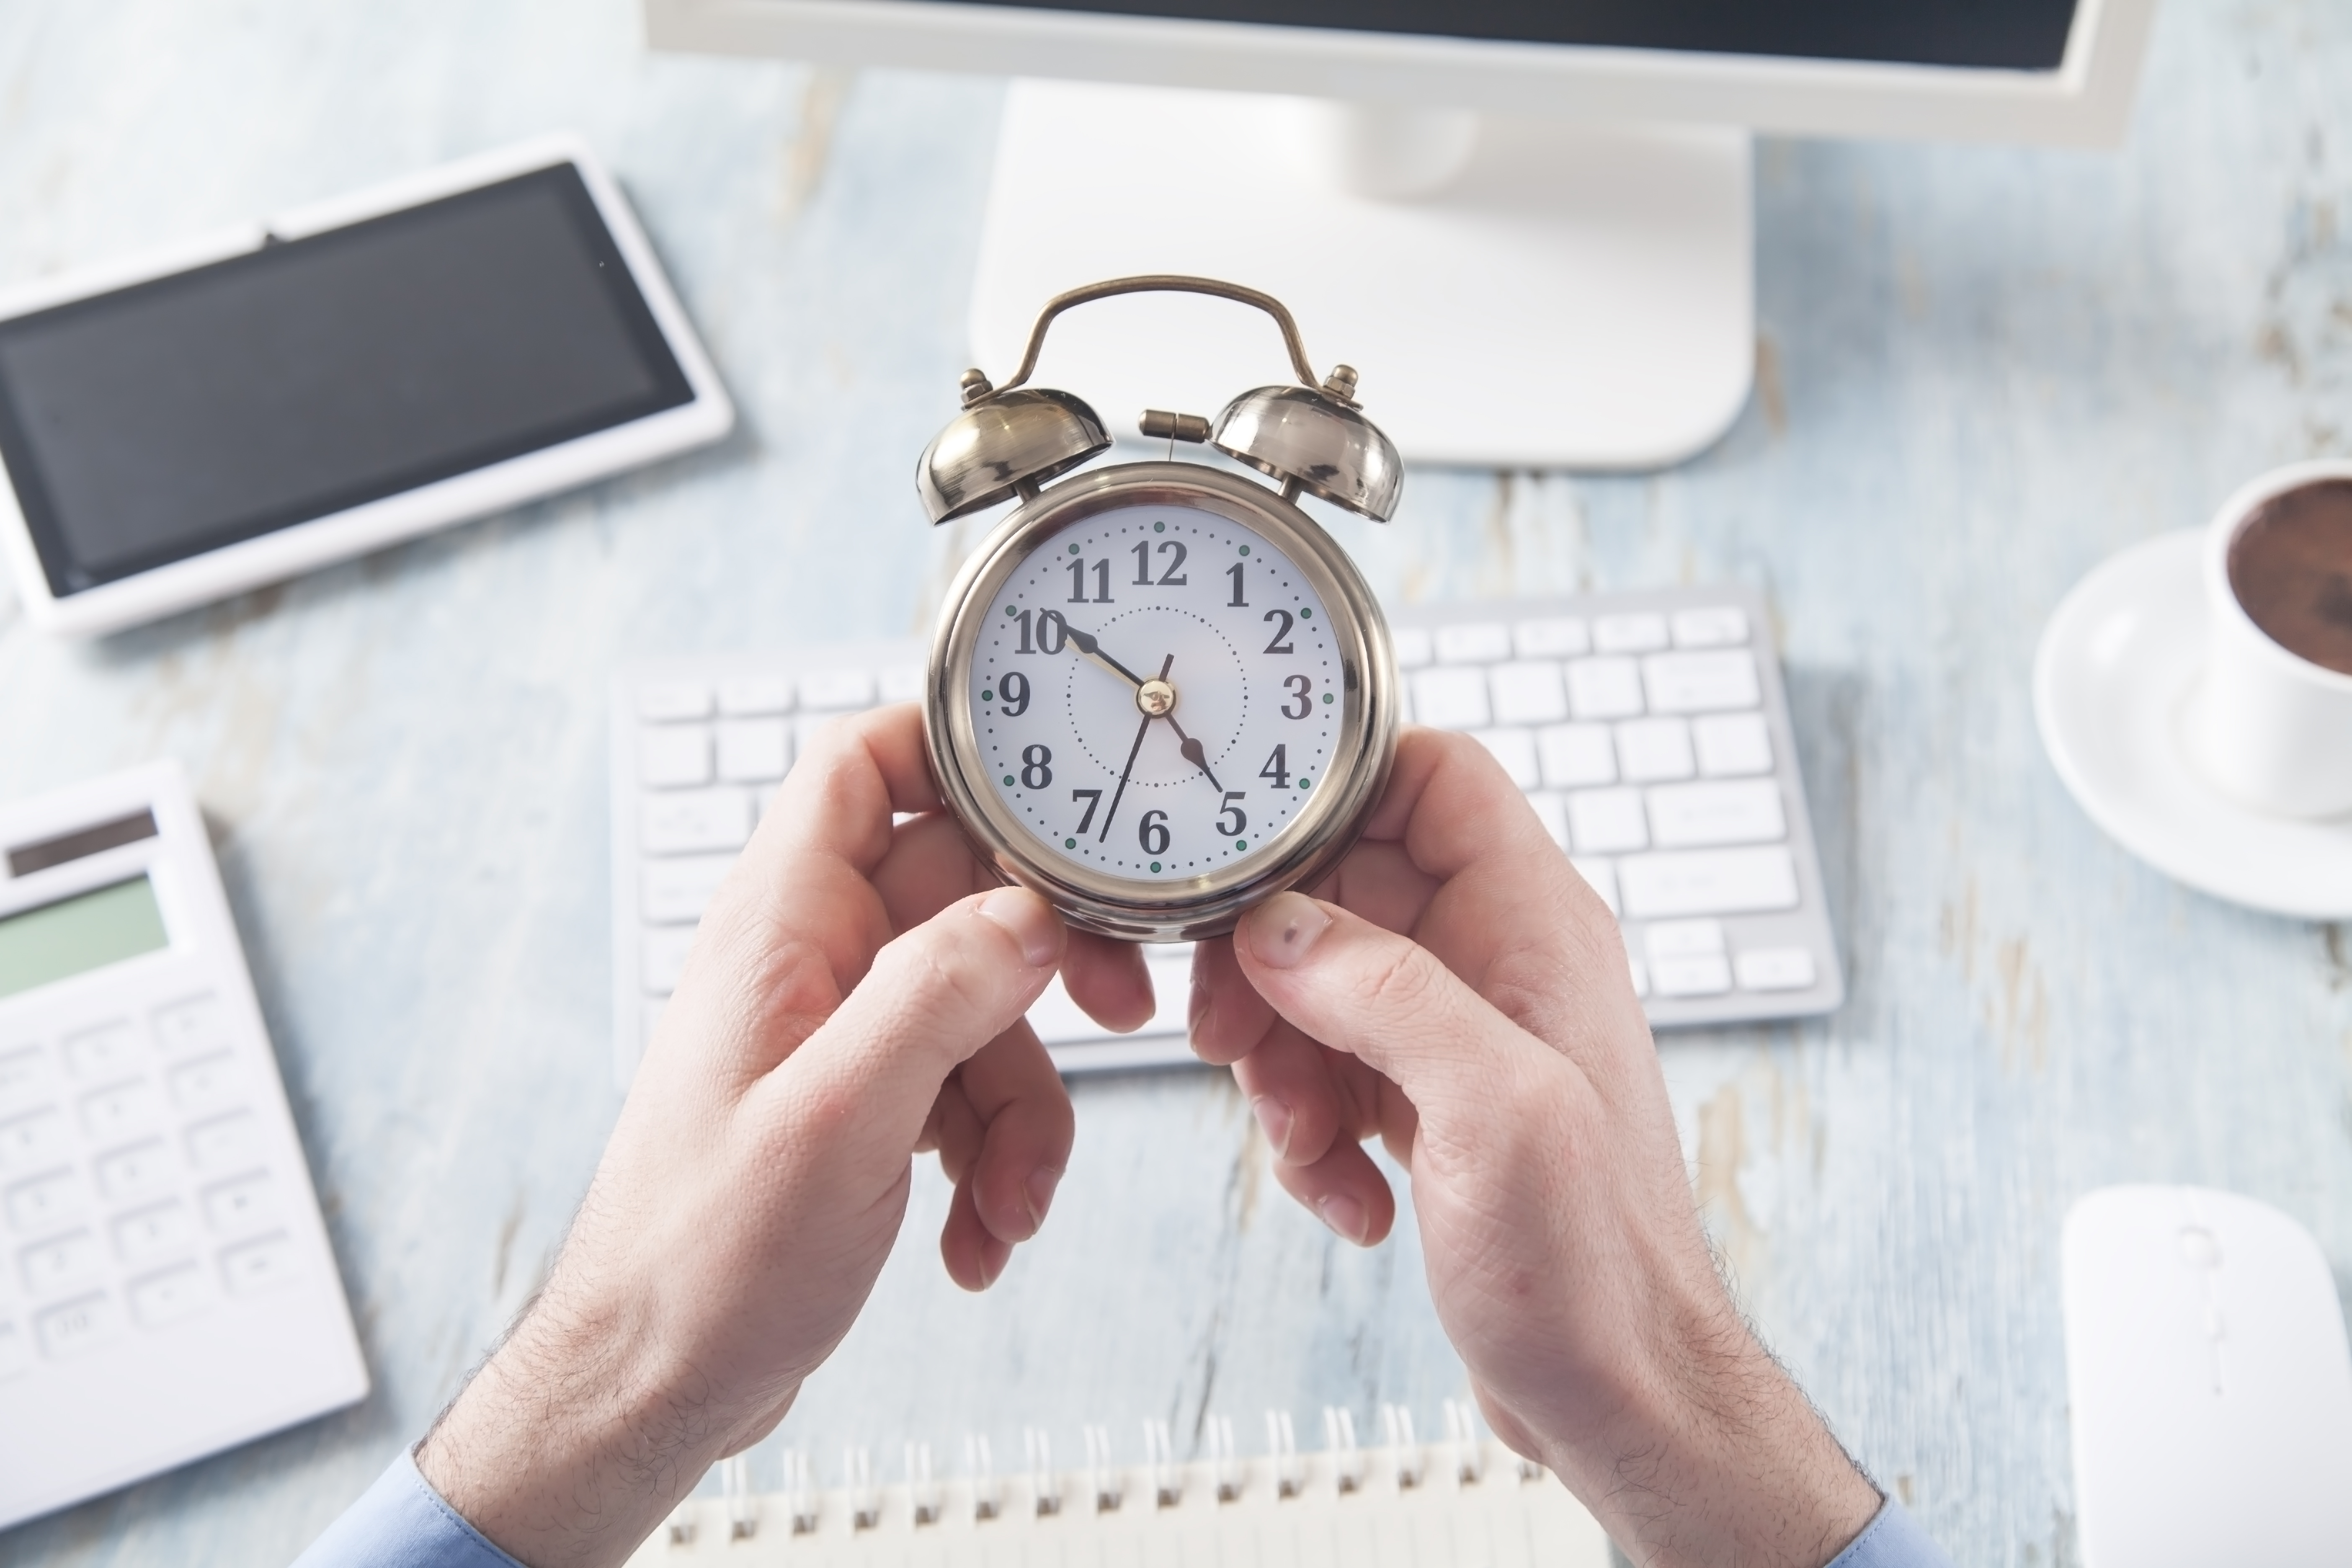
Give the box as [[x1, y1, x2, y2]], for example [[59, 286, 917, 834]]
[[2, 1, 2348, 1563]]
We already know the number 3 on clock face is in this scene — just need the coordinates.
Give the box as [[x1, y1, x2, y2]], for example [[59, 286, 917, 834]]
[[926, 468, 1397, 940]]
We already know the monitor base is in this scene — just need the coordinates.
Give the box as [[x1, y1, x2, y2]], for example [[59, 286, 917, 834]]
[[970, 80, 1754, 472]]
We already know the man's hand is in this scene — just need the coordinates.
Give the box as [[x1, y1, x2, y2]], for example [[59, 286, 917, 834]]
[[1189, 729, 1880, 1568], [417, 707, 1152, 1568]]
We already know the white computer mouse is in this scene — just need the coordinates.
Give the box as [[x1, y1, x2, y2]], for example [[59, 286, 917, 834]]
[[2063, 1184, 2352, 1567]]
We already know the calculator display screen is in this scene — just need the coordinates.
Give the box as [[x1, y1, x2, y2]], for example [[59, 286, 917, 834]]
[[0, 876, 170, 999], [0, 162, 695, 597]]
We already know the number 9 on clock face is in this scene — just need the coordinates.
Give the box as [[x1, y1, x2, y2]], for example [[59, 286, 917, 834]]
[[925, 468, 1397, 940]]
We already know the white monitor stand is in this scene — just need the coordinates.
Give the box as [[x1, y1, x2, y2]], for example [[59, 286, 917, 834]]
[[969, 80, 1752, 472]]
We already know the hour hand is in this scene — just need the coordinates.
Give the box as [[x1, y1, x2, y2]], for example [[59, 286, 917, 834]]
[[1060, 622, 1145, 689], [1165, 719, 1222, 793]]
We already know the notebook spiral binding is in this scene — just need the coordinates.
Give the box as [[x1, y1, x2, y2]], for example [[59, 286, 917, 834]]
[[632, 1401, 1612, 1565]]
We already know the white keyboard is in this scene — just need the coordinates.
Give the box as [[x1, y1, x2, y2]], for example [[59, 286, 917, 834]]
[[0, 763, 367, 1529], [611, 590, 1841, 1086]]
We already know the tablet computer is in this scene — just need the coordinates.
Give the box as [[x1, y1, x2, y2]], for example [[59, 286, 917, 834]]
[[0, 134, 732, 638]]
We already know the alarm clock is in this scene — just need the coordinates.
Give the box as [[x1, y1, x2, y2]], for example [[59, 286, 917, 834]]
[[920, 276, 1402, 941]]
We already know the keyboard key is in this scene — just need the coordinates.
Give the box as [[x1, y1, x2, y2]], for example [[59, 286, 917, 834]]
[[203, 1172, 278, 1233], [220, 1233, 300, 1295], [1410, 668, 1490, 729], [1514, 617, 1590, 658], [717, 674, 795, 715], [640, 725, 714, 788], [716, 720, 790, 783], [7, 1168, 85, 1232], [129, 1264, 210, 1327], [1593, 613, 1669, 653], [1469, 729, 1540, 789], [0, 1046, 45, 1104], [1489, 662, 1568, 725], [0, 1317, 27, 1380], [1694, 712, 1773, 777], [80, 1080, 155, 1140], [637, 681, 714, 722], [1671, 606, 1749, 647], [0, 1107, 67, 1172], [1567, 789, 1648, 854], [1571, 856, 1619, 915], [1647, 780, 1786, 848], [1537, 724, 1616, 788], [98, 1138, 175, 1196], [1643, 650, 1760, 713], [799, 670, 876, 709], [168, 1052, 240, 1113], [642, 789, 753, 855], [1736, 948, 1818, 992], [114, 1200, 194, 1265], [1435, 622, 1511, 663], [1614, 717, 1695, 783], [643, 854, 734, 925], [62, 1021, 139, 1080], [877, 667, 926, 704], [643, 928, 698, 995], [184, 1113, 259, 1172], [152, 994, 231, 1053], [1391, 627, 1433, 668], [1618, 847, 1800, 919], [1526, 793, 1569, 850], [1652, 954, 1733, 998], [1645, 918, 1725, 958], [22, 1228, 102, 1294], [35, 1292, 120, 1358], [1565, 657, 1644, 720]]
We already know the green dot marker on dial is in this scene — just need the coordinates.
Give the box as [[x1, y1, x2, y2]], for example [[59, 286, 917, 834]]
[[1154, 521, 1166, 532], [1068, 542, 1081, 554], [1235, 840, 1247, 851], [1150, 861, 1162, 873], [1323, 692, 1333, 704], [1238, 545, 1250, 556], [982, 690, 993, 701], [1003, 776, 1015, 787], [1300, 608, 1312, 619], [1005, 604, 1018, 616], [1298, 778, 1310, 789], [1065, 838, 1076, 849]]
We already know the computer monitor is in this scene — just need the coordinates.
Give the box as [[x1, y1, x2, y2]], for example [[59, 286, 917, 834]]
[[647, 0, 2155, 470]]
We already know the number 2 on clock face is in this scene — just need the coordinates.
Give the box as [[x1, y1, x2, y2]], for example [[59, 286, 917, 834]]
[[970, 506, 1341, 880]]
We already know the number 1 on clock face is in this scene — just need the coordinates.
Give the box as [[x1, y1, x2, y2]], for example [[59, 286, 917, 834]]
[[971, 506, 1343, 881]]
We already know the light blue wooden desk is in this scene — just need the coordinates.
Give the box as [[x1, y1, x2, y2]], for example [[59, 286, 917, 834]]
[[3, 2, 2349, 1562]]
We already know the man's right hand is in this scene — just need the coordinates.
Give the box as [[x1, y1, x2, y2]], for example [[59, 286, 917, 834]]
[[1188, 728, 1882, 1568]]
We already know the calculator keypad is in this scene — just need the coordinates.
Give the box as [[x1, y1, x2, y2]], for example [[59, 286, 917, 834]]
[[0, 995, 300, 1367]]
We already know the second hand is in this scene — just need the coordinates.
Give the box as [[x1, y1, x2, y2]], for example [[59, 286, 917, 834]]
[[1098, 653, 1175, 844]]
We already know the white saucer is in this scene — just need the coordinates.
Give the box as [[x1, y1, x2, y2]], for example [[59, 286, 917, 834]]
[[2034, 529, 2352, 920]]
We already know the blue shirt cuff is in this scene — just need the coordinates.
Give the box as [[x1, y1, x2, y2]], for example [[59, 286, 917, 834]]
[[292, 1446, 527, 1568], [1824, 1496, 1955, 1568]]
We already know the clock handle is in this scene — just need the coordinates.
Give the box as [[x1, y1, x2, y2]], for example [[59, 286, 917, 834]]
[[993, 275, 1323, 394]]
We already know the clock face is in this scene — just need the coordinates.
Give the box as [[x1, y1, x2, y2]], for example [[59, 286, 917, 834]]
[[970, 503, 1343, 885]]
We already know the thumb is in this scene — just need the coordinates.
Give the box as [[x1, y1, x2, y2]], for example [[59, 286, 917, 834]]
[[760, 887, 1065, 1150], [1233, 891, 1557, 1124]]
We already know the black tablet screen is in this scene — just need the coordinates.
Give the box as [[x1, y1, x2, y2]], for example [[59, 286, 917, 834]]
[[0, 162, 695, 596]]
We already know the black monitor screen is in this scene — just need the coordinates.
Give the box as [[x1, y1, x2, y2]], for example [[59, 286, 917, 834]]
[[0, 163, 695, 597], [934, 0, 2079, 71]]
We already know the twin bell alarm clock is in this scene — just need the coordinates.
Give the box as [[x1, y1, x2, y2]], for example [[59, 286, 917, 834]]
[[918, 276, 1403, 941]]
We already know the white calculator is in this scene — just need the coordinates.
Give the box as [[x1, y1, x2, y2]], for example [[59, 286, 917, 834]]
[[0, 762, 366, 1529]]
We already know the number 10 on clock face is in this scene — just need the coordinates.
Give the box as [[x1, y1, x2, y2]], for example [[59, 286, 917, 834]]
[[973, 504, 1342, 889]]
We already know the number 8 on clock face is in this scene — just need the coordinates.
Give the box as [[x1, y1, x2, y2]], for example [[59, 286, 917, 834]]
[[917, 277, 1403, 940]]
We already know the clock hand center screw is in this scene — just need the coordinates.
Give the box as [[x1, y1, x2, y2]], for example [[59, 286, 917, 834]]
[[1136, 678, 1176, 717]]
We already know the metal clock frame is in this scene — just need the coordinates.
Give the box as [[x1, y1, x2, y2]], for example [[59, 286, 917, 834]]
[[926, 462, 1398, 941]]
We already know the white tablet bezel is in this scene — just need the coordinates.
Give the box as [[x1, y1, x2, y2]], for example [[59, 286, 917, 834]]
[[0, 133, 735, 639]]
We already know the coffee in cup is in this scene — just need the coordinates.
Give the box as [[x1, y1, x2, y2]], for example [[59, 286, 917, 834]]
[[2184, 462, 2352, 819]]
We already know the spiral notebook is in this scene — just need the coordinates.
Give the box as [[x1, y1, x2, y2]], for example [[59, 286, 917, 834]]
[[633, 1403, 1611, 1567]]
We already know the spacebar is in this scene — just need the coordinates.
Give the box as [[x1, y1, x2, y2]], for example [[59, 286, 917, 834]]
[[1027, 946, 1194, 1043], [1618, 847, 1799, 919]]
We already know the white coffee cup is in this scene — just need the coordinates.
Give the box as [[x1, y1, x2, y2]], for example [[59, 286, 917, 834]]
[[2182, 459, 2352, 818]]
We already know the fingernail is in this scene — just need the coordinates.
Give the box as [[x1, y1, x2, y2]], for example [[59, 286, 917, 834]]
[[977, 887, 1062, 967], [1252, 1096, 1293, 1159], [1025, 1166, 1062, 1230], [1187, 976, 1211, 1037], [1316, 1193, 1368, 1245], [1244, 892, 1331, 970]]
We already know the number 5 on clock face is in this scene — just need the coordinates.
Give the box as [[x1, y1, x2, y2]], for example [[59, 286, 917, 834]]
[[971, 505, 1342, 882]]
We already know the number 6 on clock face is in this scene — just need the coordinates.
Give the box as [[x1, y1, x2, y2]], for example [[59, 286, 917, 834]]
[[926, 465, 1398, 941]]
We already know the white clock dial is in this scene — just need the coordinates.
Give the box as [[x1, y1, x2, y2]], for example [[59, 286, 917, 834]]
[[971, 504, 1342, 883]]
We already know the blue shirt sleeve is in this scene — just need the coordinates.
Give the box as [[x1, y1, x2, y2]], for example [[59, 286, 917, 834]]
[[1825, 1497, 1955, 1568], [291, 1446, 526, 1568]]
